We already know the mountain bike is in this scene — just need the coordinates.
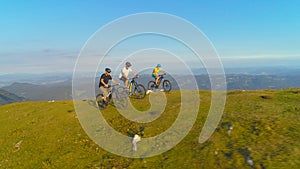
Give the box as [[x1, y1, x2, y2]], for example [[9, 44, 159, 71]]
[[128, 77, 146, 99], [148, 74, 172, 92], [96, 85, 128, 110]]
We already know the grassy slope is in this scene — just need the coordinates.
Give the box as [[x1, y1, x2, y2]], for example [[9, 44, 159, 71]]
[[0, 89, 299, 168]]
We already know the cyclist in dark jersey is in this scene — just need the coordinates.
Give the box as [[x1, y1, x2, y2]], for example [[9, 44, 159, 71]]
[[99, 68, 119, 103]]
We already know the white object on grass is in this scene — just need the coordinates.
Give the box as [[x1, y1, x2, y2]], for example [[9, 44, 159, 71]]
[[146, 90, 152, 94], [132, 134, 141, 151], [246, 156, 254, 166], [227, 125, 233, 136]]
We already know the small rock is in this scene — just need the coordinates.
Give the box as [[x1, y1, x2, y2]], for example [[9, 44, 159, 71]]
[[227, 130, 232, 136], [227, 125, 233, 136], [13, 140, 23, 152], [132, 134, 141, 151], [146, 90, 152, 94], [246, 156, 254, 166]]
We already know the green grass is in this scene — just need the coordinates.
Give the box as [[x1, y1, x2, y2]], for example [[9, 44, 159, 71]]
[[0, 89, 300, 168]]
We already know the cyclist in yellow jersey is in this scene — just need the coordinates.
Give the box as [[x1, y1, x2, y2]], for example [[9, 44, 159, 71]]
[[152, 64, 166, 87]]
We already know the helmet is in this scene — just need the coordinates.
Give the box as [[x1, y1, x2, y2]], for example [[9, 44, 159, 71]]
[[125, 62, 132, 67], [157, 64, 162, 68], [105, 68, 111, 73]]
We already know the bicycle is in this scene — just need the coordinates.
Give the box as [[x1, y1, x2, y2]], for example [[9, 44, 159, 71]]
[[96, 85, 128, 110], [128, 77, 146, 99], [148, 74, 172, 92]]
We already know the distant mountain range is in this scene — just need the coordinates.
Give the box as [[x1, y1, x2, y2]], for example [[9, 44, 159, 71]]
[[132, 74, 300, 90], [1, 67, 300, 106], [1, 82, 72, 102], [192, 67, 300, 76], [0, 89, 25, 106], [1, 67, 300, 87], [0, 73, 72, 87]]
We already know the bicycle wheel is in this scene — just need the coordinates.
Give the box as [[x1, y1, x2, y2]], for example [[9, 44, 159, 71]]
[[163, 80, 172, 92], [114, 95, 128, 109], [96, 93, 106, 109], [113, 86, 129, 109], [148, 81, 156, 90], [133, 84, 146, 99]]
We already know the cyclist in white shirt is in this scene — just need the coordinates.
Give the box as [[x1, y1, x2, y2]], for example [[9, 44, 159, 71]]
[[119, 62, 139, 87]]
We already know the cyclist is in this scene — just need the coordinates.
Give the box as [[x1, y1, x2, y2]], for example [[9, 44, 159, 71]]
[[119, 62, 139, 87], [152, 64, 166, 87], [99, 68, 120, 103]]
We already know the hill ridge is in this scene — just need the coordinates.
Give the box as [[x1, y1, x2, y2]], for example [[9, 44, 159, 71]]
[[0, 88, 25, 105]]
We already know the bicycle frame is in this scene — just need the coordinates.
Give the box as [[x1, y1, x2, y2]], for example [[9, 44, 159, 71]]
[[127, 77, 146, 99], [101, 86, 114, 102], [156, 75, 165, 87], [128, 78, 138, 93], [96, 84, 129, 109], [148, 74, 172, 92]]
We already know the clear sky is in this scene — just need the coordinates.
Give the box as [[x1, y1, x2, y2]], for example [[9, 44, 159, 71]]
[[0, 0, 299, 75]]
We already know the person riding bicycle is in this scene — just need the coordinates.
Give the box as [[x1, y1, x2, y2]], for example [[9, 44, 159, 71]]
[[119, 62, 139, 87], [152, 64, 166, 87], [99, 68, 120, 103]]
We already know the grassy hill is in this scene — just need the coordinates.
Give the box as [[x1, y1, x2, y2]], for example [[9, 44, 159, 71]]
[[0, 89, 299, 168]]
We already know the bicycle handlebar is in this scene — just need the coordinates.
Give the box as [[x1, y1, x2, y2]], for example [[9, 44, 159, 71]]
[[129, 75, 139, 80]]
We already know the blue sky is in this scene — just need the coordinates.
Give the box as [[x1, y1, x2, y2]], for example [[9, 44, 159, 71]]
[[0, 0, 299, 74]]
